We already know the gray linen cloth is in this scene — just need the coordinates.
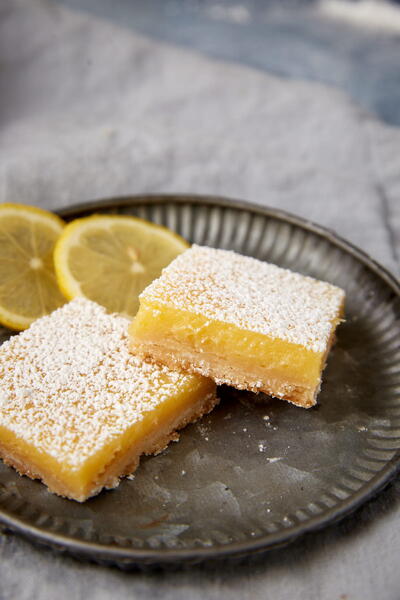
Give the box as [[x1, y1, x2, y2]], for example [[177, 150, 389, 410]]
[[0, 1, 399, 599]]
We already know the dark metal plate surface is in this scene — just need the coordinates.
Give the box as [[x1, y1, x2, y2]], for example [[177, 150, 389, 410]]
[[0, 195, 399, 568]]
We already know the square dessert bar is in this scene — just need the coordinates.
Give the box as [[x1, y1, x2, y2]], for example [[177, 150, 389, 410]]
[[129, 245, 345, 408], [0, 298, 217, 502]]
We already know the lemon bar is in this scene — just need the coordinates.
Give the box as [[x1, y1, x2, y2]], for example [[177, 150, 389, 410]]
[[129, 245, 345, 408], [0, 298, 217, 502]]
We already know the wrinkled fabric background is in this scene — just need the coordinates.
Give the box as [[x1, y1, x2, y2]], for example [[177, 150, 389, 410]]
[[0, 1, 399, 598]]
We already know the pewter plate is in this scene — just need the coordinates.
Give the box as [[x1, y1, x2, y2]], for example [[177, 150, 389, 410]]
[[0, 194, 399, 568]]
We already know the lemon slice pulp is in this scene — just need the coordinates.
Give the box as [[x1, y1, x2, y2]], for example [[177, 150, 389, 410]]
[[0, 203, 65, 330], [54, 215, 189, 318]]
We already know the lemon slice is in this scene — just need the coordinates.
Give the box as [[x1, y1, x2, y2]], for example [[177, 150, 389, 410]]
[[0, 203, 65, 330], [54, 215, 189, 318]]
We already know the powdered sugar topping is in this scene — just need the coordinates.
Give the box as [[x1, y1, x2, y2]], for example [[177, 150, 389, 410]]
[[140, 245, 345, 352], [0, 298, 202, 468]]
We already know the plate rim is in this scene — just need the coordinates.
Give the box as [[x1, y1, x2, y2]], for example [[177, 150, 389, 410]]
[[1, 193, 399, 567]]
